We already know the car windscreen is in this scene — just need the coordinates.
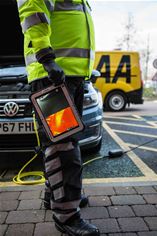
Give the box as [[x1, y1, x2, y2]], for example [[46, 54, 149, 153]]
[[0, 0, 24, 63], [0, 66, 27, 77]]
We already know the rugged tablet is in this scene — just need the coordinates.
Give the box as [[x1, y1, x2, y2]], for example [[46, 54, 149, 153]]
[[30, 83, 84, 142]]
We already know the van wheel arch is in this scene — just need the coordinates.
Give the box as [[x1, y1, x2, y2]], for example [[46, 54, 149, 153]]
[[104, 90, 128, 111]]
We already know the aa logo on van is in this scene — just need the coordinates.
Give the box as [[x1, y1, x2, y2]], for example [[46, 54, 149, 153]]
[[96, 55, 131, 84]]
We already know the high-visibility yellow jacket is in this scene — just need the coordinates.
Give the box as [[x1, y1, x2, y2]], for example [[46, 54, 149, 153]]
[[16, 0, 95, 83]]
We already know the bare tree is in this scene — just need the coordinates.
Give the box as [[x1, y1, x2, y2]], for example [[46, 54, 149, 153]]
[[140, 35, 152, 81], [115, 13, 152, 81], [144, 35, 151, 81], [116, 12, 136, 51]]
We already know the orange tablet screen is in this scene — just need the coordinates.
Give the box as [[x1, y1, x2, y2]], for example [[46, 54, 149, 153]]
[[46, 106, 79, 136]]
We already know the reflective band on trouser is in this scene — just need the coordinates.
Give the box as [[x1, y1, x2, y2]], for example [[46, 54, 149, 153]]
[[45, 142, 74, 157], [54, 206, 80, 223], [53, 187, 64, 202], [21, 12, 50, 32], [48, 171, 63, 187], [45, 142, 74, 200], [52, 200, 81, 223], [45, 148, 64, 200], [52, 199, 80, 210], [45, 157, 61, 173], [44, 142, 80, 222]]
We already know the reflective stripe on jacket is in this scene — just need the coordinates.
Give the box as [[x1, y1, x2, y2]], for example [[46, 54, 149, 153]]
[[16, 0, 95, 83]]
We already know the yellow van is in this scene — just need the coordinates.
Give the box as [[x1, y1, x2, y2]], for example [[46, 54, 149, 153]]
[[93, 51, 144, 111]]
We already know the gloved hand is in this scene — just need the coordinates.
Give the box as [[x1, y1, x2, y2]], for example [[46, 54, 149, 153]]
[[16, 83, 31, 91], [43, 60, 65, 86]]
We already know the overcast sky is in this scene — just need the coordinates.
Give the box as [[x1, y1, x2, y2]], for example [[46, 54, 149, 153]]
[[88, 0, 157, 77]]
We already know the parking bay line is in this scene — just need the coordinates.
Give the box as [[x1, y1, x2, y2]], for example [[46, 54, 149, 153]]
[[105, 115, 157, 155], [1, 177, 157, 188], [132, 114, 143, 119], [126, 143, 157, 152], [104, 123, 157, 178], [133, 114, 157, 128], [1, 121, 157, 188], [147, 121, 157, 127], [104, 116, 157, 177], [104, 115, 143, 121], [83, 176, 157, 187], [113, 129, 157, 139], [86, 122, 157, 182], [105, 121, 157, 129], [83, 122, 157, 186]]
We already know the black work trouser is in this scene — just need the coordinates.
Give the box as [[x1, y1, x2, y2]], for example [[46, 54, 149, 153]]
[[31, 76, 85, 222]]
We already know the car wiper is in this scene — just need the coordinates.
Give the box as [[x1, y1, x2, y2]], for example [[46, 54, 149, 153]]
[[0, 74, 26, 78]]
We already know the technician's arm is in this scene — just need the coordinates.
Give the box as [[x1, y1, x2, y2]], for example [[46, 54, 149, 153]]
[[16, 0, 64, 85]]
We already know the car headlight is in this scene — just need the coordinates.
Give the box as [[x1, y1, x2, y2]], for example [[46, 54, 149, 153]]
[[97, 91, 103, 109], [83, 92, 98, 109]]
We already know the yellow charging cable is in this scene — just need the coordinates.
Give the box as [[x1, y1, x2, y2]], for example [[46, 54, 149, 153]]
[[13, 113, 45, 185], [83, 156, 103, 166], [13, 113, 102, 185]]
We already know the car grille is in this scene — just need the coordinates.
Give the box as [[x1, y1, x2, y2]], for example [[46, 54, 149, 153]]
[[0, 99, 32, 118]]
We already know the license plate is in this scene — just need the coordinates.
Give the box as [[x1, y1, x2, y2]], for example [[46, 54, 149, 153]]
[[0, 122, 35, 134]]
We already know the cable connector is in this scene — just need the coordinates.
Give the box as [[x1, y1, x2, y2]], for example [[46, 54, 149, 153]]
[[34, 146, 41, 154], [108, 149, 124, 158]]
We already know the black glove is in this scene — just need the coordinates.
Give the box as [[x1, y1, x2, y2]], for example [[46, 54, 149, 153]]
[[43, 60, 65, 86], [16, 83, 31, 91], [36, 47, 65, 86]]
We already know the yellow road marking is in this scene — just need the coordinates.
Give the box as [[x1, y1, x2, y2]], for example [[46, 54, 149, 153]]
[[0, 182, 43, 188], [1, 115, 157, 188], [132, 114, 143, 119], [134, 114, 157, 128], [127, 143, 157, 152], [105, 121, 157, 129], [104, 115, 143, 121], [1, 178, 157, 187], [146, 121, 157, 128], [103, 122, 157, 178], [113, 129, 157, 138], [83, 176, 157, 185]]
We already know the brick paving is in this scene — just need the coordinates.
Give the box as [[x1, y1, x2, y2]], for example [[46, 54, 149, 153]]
[[0, 184, 157, 235]]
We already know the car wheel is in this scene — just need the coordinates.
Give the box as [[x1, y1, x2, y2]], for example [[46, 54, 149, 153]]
[[105, 91, 127, 111]]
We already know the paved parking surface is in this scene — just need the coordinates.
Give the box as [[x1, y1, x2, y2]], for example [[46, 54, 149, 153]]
[[1, 114, 157, 185], [103, 114, 157, 180], [82, 113, 157, 186], [1, 184, 157, 235], [1, 105, 157, 235]]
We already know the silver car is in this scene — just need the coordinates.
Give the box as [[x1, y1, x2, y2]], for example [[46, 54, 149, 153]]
[[0, 64, 103, 154]]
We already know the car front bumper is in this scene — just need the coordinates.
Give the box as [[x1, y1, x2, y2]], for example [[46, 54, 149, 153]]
[[77, 104, 103, 151], [0, 105, 103, 152]]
